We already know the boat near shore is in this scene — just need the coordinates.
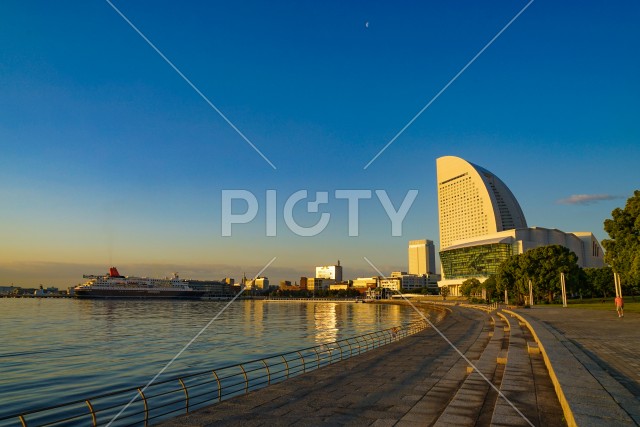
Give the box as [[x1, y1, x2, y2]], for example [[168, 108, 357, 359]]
[[74, 267, 206, 299]]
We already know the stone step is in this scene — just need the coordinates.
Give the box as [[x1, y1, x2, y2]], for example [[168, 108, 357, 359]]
[[490, 310, 539, 427], [433, 314, 506, 426]]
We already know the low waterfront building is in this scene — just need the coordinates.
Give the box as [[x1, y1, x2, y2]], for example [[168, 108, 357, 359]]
[[244, 277, 270, 291], [378, 272, 441, 292], [34, 286, 60, 296], [352, 277, 379, 289], [299, 277, 308, 291], [0, 286, 19, 296], [187, 280, 235, 297], [307, 277, 333, 291], [329, 282, 349, 291], [379, 277, 401, 291]]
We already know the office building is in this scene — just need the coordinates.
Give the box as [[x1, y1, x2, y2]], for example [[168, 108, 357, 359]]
[[316, 261, 343, 282], [408, 239, 436, 275]]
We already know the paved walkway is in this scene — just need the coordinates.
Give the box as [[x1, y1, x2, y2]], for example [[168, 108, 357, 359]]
[[160, 306, 563, 426], [517, 306, 640, 425], [158, 304, 640, 426]]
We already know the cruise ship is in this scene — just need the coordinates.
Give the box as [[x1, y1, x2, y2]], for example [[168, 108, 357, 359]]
[[74, 267, 207, 299]]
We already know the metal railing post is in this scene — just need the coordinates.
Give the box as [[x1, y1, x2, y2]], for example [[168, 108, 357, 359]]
[[296, 351, 306, 373], [365, 333, 375, 349], [137, 388, 149, 426], [85, 399, 97, 427], [354, 336, 363, 354], [313, 347, 320, 368], [212, 370, 222, 402], [178, 378, 189, 413], [280, 355, 290, 379], [375, 331, 382, 345], [239, 365, 249, 393], [261, 359, 271, 385]]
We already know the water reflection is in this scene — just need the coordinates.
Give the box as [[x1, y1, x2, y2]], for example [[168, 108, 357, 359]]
[[0, 299, 421, 419], [313, 303, 337, 344]]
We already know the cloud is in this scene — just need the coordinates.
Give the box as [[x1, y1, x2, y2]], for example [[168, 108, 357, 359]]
[[557, 194, 620, 205]]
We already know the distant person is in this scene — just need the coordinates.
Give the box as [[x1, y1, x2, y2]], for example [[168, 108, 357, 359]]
[[615, 296, 624, 318]]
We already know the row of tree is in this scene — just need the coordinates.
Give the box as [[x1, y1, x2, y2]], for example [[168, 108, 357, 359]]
[[460, 248, 626, 304]]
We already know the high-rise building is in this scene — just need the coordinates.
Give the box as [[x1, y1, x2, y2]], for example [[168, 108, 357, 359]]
[[437, 156, 527, 250], [408, 239, 436, 275], [436, 156, 605, 296], [315, 261, 343, 282]]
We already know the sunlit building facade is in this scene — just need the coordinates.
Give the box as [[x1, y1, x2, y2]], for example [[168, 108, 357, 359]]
[[315, 262, 343, 282], [436, 156, 605, 296], [408, 239, 436, 275]]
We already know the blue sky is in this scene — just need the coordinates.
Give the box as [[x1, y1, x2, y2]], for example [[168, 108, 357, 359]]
[[1, 0, 639, 286]]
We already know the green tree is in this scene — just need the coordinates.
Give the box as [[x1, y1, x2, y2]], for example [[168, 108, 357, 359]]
[[440, 286, 449, 299], [496, 245, 581, 304], [496, 254, 523, 303], [482, 275, 498, 301], [603, 190, 640, 294], [527, 245, 581, 303], [460, 278, 481, 297], [584, 266, 614, 298]]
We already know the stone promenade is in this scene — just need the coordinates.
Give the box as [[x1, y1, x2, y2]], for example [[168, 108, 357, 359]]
[[158, 304, 640, 426], [515, 306, 640, 426]]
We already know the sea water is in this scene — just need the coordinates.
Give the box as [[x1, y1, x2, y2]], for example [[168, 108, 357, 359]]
[[0, 298, 422, 419]]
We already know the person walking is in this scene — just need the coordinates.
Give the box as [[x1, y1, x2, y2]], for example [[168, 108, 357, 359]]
[[615, 296, 624, 318]]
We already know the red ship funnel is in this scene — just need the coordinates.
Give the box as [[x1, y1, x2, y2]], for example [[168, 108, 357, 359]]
[[109, 267, 121, 277]]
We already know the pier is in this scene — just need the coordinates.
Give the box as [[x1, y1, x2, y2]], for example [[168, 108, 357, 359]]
[[160, 304, 639, 427]]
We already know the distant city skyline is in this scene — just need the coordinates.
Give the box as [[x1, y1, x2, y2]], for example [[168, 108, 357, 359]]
[[1, 1, 639, 286]]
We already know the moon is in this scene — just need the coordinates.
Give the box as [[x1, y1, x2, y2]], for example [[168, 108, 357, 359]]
[[365, 21, 369, 28]]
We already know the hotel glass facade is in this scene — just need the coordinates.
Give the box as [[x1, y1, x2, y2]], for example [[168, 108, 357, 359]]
[[440, 243, 514, 280]]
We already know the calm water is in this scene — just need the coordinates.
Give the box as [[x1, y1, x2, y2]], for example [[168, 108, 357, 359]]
[[0, 298, 422, 419]]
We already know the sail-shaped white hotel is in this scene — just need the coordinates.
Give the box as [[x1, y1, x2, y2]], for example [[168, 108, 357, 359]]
[[436, 156, 604, 296]]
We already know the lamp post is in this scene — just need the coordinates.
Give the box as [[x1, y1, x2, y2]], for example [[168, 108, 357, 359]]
[[529, 279, 533, 306], [560, 272, 567, 308], [614, 272, 622, 298]]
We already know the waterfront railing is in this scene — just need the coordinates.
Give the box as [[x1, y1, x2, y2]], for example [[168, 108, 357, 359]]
[[1, 319, 430, 427]]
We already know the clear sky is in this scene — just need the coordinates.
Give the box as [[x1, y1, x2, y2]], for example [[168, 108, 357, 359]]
[[1, 0, 638, 287]]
